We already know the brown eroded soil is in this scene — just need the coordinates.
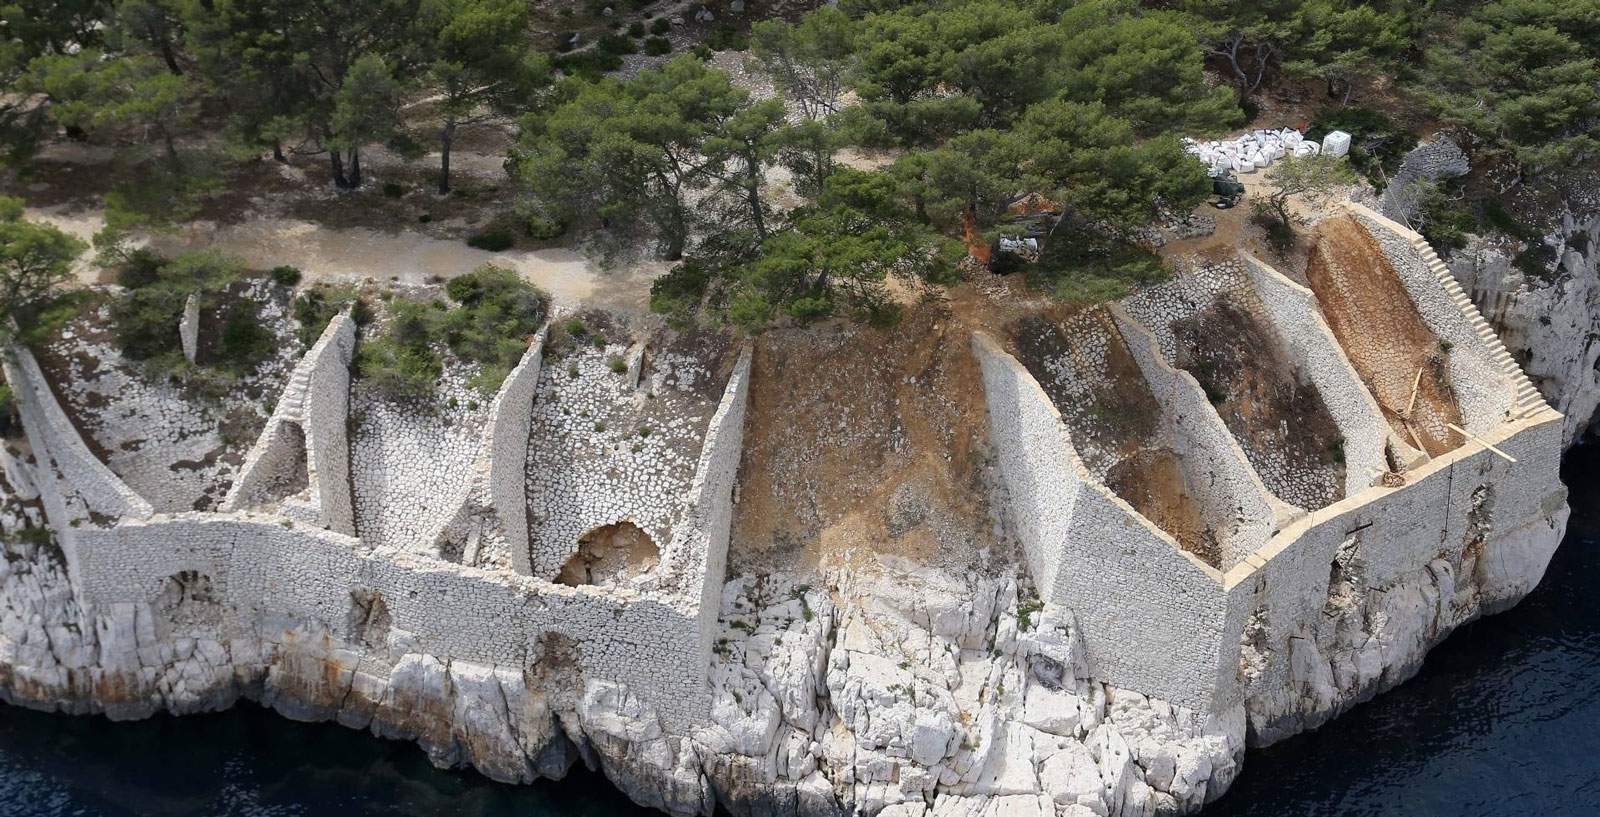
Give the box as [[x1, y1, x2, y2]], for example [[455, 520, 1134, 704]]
[[1105, 447, 1220, 568], [1304, 216, 1463, 457], [1008, 308, 1221, 567], [728, 280, 1044, 577], [1171, 293, 1347, 510]]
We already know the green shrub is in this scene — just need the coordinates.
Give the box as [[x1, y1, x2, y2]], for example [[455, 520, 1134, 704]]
[[440, 264, 549, 393], [524, 212, 566, 241], [269, 265, 303, 287], [643, 36, 671, 56], [382, 182, 406, 199], [466, 228, 515, 252], [1025, 226, 1170, 304], [564, 318, 587, 336], [627, 20, 646, 37], [418, 213, 433, 224], [356, 300, 443, 401], [214, 297, 273, 373], [292, 283, 364, 345], [596, 33, 637, 56], [705, 25, 749, 52], [608, 356, 626, 373], [109, 250, 246, 363], [1306, 107, 1410, 193], [0, 384, 15, 438], [649, 260, 713, 327], [650, 17, 670, 35], [116, 247, 167, 290]]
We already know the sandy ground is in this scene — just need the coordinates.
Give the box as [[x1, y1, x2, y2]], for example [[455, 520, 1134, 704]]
[[27, 206, 664, 314]]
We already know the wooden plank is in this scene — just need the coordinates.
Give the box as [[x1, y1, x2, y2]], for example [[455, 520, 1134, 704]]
[[1446, 423, 1517, 464]]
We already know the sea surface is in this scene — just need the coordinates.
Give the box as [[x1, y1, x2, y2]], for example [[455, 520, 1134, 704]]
[[2, 444, 1597, 817]]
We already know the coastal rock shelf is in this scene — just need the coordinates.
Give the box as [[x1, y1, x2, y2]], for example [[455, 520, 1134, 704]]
[[0, 204, 1570, 817]]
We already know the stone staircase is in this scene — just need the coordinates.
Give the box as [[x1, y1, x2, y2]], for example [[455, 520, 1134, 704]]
[[1408, 235, 1549, 420], [278, 367, 312, 424]]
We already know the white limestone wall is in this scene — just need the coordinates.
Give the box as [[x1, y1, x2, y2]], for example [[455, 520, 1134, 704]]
[[1111, 307, 1287, 569], [489, 332, 546, 575], [524, 329, 735, 580], [1220, 409, 1568, 722], [1240, 254, 1400, 495], [179, 293, 200, 364], [302, 317, 356, 535], [72, 514, 714, 732], [971, 333, 1231, 712], [349, 366, 489, 550], [223, 314, 356, 534], [667, 346, 751, 658], [3, 346, 152, 525], [1345, 203, 1518, 434]]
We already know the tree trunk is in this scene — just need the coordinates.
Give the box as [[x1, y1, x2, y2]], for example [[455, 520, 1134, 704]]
[[273, 141, 286, 163], [330, 149, 349, 188], [160, 40, 182, 75], [664, 204, 686, 261], [439, 121, 456, 194], [744, 152, 766, 242], [347, 147, 362, 188]]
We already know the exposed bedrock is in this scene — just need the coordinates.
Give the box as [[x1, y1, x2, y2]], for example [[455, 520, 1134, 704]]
[[0, 196, 1578, 817], [1450, 207, 1600, 448]]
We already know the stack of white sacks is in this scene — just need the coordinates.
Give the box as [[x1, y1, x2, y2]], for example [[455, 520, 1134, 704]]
[[1182, 128, 1348, 177]]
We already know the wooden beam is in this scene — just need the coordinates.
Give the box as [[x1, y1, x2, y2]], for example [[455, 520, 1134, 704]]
[[1446, 422, 1517, 464]]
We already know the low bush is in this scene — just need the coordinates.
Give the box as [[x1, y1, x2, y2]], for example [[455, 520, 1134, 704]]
[[466, 228, 515, 252], [1306, 107, 1411, 193], [1025, 225, 1170, 303], [269, 265, 303, 287], [596, 33, 637, 56], [109, 249, 246, 364], [382, 181, 406, 199], [356, 300, 443, 402], [650, 17, 670, 35], [643, 36, 672, 56], [292, 283, 368, 345]]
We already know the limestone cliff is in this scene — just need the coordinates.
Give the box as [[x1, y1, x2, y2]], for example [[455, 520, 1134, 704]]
[[1450, 206, 1600, 448]]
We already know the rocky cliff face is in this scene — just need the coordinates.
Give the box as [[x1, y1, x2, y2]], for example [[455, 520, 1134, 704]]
[[1, 524, 1249, 817], [1449, 206, 1600, 448], [7, 509, 1556, 817]]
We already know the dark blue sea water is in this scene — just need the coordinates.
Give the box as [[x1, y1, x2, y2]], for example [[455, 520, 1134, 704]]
[[3, 445, 1597, 817]]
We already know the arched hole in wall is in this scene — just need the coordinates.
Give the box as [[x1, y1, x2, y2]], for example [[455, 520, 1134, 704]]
[[555, 521, 659, 588], [155, 570, 223, 635], [347, 589, 392, 650]]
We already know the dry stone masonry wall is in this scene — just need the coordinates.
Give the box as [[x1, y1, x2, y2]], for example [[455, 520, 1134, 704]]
[[973, 205, 1568, 726], [0, 200, 1572, 817]]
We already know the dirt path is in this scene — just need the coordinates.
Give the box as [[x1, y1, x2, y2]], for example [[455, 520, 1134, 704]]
[[28, 207, 662, 313]]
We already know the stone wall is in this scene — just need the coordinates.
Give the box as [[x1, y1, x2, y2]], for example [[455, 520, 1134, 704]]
[[179, 293, 200, 365], [1240, 253, 1402, 493], [1111, 306, 1287, 569], [223, 314, 356, 534], [669, 346, 751, 658], [3, 346, 152, 527], [1219, 408, 1567, 740], [1345, 203, 1519, 434], [71, 513, 715, 732], [971, 333, 1232, 712]]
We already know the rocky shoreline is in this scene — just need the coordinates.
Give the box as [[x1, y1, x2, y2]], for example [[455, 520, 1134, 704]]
[[0, 515, 1563, 817]]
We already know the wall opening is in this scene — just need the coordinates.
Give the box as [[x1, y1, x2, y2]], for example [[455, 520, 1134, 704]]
[[155, 571, 223, 634], [254, 421, 310, 504], [347, 589, 392, 650], [556, 521, 659, 587]]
